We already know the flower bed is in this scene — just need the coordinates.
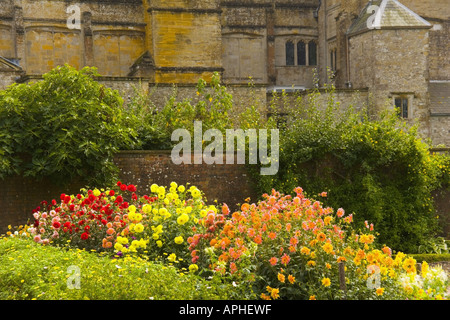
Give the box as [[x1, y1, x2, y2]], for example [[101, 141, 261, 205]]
[[5, 182, 449, 300]]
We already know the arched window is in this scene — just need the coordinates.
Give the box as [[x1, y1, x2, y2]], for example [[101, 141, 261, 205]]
[[297, 41, 306, 66], [308, 40, 317, 66], [285, 41, 295, 66]]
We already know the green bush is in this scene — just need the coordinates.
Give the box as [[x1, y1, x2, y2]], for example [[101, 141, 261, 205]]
[[411, 254, 450, 263], [128, 72, 235, 150], [0, 64, 138, 186], [0, 237, 231, 300]]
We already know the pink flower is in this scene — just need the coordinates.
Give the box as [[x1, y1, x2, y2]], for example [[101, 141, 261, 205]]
[[33, 212, 40, 220], [281, 253, 291, 266], [41, 212, 48, 219], [337, 208, 345, 218], [33, 235, 42, 243]]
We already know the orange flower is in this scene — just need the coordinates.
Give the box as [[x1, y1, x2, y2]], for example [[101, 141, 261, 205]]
[[288, 274, 295, 284], [260, 293, 271, 300], [269, 257, 278, 266], [317, 232, 327, 242], [268, 232, 277, 240], [106, 228, 115, 235], [277, 273, 285, 283], [290, 237, 299, 246], [241, 203, 250, 212]]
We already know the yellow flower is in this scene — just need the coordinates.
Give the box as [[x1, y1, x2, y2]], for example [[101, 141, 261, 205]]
[[421, 261, 429, 278], [321, 277, 331, 287], [156, 240, 163, 247], [168, 253, 177, 262], [93, 189, 101, 197], [178, 185, 186, 193], [270, 288, 280, 300], [142, 204, 152, 214], [134, 223, 144, 233], [177, 213, 189, 225], [189, 264, 199, 273], [114, 242, 123, 251], [300, 247, 310, 255], [174, 236, 184, 245], [309, 295, 316, 300], [376, 288, 385, 296], [307, 260, 316, 267], [277, 273, 285, 283], [322, 242, 333, 254], [288, 275, 295, 284]]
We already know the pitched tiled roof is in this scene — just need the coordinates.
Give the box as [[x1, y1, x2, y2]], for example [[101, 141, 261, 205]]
[[347, 0, 432, 36]]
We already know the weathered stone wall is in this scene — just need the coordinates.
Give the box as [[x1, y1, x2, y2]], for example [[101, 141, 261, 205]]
[[348, 28, 432, 139]]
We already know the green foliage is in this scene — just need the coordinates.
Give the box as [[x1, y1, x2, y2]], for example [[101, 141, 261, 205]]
[[0, 65, 138, 186], [417, 237, 449, 254], [128, 72, 235, 150], [411, 253, 450, 263], [253, 83, 449, 254], [0, 237, 231, 300]]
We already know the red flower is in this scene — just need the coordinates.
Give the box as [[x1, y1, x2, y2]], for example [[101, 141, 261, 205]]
[[109, 190, 115, 196], [120, 184, 127, 191], [117, 181, 122, 186], [69, 204, 75, 211], [64, 195, 71, 204], [81, 232, 89, 240], [52, 199, 57, 206], [60, 193, 66, 201], [127, 184, 136, 192], [101, 219, 107, 225], [52, 221, 61, 229], [64, 222, 71, 228], [84, 225, 90, 232]]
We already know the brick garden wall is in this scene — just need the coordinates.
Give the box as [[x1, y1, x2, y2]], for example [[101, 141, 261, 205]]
[[0, 151, 258, 235]]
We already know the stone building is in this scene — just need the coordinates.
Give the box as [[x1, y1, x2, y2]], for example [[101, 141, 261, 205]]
[[0, 0, 448, 145]]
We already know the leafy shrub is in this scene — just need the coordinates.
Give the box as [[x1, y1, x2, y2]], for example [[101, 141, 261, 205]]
[[128, 72, 235, 150], [0, 237, 230, 300], [0, 64, 138, 185]]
